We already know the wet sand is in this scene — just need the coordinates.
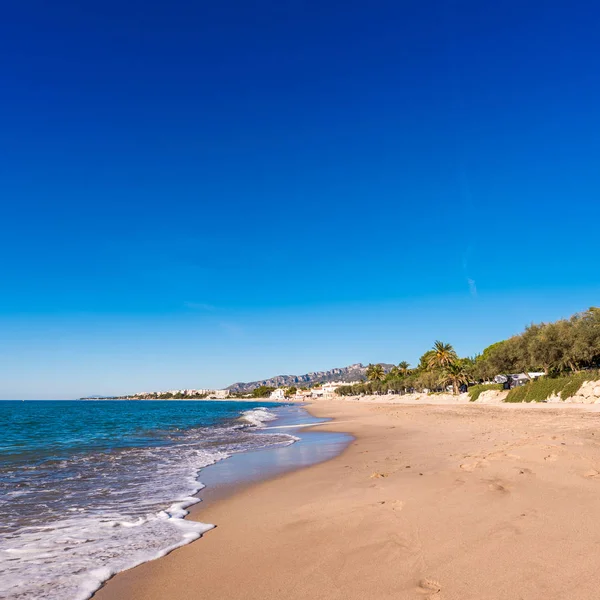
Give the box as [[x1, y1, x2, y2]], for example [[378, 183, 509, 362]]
[[95, 400, 600, 600]]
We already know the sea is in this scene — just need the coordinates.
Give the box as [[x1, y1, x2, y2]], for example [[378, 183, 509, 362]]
[[0, 400, 307, 600]]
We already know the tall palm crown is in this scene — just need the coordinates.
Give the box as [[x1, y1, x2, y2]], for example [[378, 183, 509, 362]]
[[398, 361, 410, 376], [441, 361, 469, 395], [427, 341, 458, 370], [366, 363, 385, 381]]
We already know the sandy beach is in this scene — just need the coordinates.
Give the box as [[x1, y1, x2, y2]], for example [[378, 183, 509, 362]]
[[95, 400, 600, 600]]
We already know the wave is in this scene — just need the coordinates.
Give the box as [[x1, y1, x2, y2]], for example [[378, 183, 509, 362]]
[[239, 406, 278, 428], [0, 406, 294, 600]]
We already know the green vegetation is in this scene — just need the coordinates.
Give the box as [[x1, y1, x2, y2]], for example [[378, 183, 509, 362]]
[[428, 341, 458, 370], [476, 308, 600, 377], [336, 307, 600, 401], [366, 363, 385, 381], [338, 341, 468, 397], [398, 361, 410, 376], [505, 371, 600, 403], [252, 385, 275, 398], [468, 383, 503, 402], [440, 361, 469, 395], [150, 392, 208, 399]]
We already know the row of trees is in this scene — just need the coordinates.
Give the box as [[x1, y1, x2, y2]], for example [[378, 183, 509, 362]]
[[344, 341, 469, 396], [337, 307, 600, 396], [474, 308, 600, 378]]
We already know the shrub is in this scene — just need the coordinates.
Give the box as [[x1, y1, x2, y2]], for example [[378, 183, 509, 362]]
[[505, 385, 529, 403], [468, 383, 503, 402], [505, 371, 600, 402], [559, 371, 598, 400]]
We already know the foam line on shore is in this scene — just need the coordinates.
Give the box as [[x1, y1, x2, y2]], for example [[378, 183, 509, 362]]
[[0, 405, 297, 600], [262, 421, 337, 429]]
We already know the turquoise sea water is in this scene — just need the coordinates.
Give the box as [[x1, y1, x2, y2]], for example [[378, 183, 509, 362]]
[[0, 400, 294, 600]]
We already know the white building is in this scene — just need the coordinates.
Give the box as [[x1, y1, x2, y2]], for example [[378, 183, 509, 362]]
[[207, 389, 230, 399], [294, 389, 312, 401], [322, 383, 342, 398], [319, 381, 357, 398], [152, 388, 230, 398], [270, 388, 286, 400]]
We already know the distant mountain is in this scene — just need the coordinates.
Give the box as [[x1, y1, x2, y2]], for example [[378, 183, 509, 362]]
[[226, 363, 395, 393]]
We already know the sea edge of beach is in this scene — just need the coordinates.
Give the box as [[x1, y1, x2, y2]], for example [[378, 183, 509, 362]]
[[92, 400, 353, 598], [95, 399, 600, 600]]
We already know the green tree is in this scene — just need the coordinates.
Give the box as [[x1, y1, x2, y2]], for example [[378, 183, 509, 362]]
[[472, 353, 495, 382], [440, 362, 469, 395], [418, 350, 436, 371], [427, 341, 458, 370], [252, 386, 275, 398], [386, 366, 400, 379], [415, 369, 440, 392], [398, 361, 410, 376], [366, 363, 385, 381], [286, 386, 297, 397], [571, 308, 600, 369], [481, 338, 519, 375]]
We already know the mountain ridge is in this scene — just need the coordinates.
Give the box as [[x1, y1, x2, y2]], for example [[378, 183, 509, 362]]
[[226, 363, 394, 393]]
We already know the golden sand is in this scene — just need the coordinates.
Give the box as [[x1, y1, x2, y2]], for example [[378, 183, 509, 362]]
[[96, 400, 600, 600]]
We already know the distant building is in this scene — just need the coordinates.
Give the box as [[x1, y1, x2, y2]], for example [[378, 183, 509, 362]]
[[294, 389, 312, 401], [322, 383, 341, 398], [297, 381, 361, 399], [206, 389, 230, 399], [270, 388, 286, 400], [131, 388, 229, 399]]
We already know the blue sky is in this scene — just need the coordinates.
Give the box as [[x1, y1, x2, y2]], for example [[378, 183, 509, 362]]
[[2, 1, 600, 398]]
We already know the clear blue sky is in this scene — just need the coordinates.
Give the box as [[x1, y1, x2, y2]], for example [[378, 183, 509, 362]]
[[2, 1, 600, 398]]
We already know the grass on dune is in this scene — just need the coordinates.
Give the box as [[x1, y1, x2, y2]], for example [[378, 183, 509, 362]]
[[468, 383, 504, 402], [505, 371, 600, 403]]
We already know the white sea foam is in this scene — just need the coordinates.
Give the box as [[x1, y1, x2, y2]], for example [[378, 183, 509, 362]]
[[0, 407, 293, 600], [240, 406, 278, 427]]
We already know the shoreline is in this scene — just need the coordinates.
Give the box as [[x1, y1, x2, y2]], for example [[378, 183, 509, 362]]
[[96, 400, 600, 600], [90, 402, 351, 599], [1, 401, 340, 600], [187, 403, 352, 509]]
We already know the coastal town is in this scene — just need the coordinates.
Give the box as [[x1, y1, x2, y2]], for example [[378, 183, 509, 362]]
[[82, 388, 232, 400], [82, 381, 362, 401], [267, 381, 363, 401]]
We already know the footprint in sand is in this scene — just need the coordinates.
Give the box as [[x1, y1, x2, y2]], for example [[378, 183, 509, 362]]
[[459, 462, 478, 472], [460, 456, 492, 472], [417, 578, 442, 598], [583, 469, 599, 478], [516, 467, 534, 476], [487, 480, 509, 494]]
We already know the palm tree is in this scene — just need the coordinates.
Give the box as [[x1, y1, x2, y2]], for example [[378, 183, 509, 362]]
[[441, 361, 469, 395], [398, 361, 410, 376], [427, 341, 458, 370], [366, 363, 385, 382], [388, 366, 400, 378]]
